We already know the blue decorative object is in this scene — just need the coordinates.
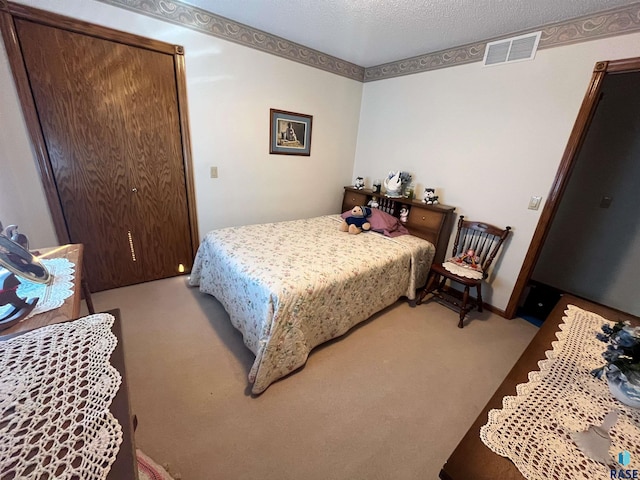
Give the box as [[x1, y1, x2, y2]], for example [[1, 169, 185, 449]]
[[591, 320, 640, 408]]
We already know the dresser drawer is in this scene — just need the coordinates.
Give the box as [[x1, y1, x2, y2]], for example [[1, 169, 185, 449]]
[[406, 207, 444, 231], [341, 191, 368, 212]]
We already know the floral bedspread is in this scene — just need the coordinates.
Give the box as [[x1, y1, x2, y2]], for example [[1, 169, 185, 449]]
[[189, 215, 435, 393]]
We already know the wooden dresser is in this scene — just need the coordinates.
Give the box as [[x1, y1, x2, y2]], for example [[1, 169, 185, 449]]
[[439, 295, 640, 480], [341, 186, 456, 264]]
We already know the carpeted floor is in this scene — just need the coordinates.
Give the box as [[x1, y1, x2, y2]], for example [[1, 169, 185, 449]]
[[83, 276, 538, 480]]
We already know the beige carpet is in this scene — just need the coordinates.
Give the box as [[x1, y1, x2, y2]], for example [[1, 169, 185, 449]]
[[83, 276, 538, 480]]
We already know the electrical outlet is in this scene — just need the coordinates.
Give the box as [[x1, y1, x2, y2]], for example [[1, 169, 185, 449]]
[[528, 196, 541, 210], [599, 196, 612, 208], [210, 166, 218, 178]]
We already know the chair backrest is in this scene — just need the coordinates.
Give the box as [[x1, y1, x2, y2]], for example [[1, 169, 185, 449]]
[[451, 216, 511, 278]]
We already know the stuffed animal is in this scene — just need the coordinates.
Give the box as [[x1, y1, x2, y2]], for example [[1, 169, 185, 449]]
[[422, 188, 439, 204], [368, 197, 379, 209], [354, 177, 365, 190], [340, 205, 372, 234]]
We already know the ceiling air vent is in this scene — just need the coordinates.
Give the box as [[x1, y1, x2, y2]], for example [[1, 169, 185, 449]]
[[483, 31, 541, 66]]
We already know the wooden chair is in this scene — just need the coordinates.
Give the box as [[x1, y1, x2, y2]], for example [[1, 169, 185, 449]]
[[417, 216, 511, 328]]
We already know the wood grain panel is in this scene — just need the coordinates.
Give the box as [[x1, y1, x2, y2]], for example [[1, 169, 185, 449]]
[[406, 208, 442, 230], [122, 47, 193, 279], [16, 19, 144, 291], [341, 191, 368, 212], [174, 49, 201, 256], [14, 18, 194, 290]]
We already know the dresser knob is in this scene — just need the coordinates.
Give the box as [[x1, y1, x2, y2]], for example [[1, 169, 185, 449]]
[[422, 216, 426, 220]]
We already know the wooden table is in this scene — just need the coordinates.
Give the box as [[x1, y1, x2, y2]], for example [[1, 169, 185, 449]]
[[0, 246, 135, 478], [0, 243, 94, 337], [105, 308, 139, 480], [0, 308, 138, 480], [439, 294, 639, 480]]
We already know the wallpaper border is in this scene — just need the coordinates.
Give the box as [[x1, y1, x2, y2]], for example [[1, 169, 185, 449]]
[[364, 2, 640, 81], [97, 0, 640, 83], [95, 0, 365, 81]]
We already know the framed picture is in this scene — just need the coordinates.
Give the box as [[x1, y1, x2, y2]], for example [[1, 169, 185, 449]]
[[269, 109, 313, 156]]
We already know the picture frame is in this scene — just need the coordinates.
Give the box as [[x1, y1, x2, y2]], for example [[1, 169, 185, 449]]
[[269, 109, 313, 156]]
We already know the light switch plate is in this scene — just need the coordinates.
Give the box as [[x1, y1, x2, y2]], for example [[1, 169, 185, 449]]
[[210, 166, 218, 178], [528, 196, 541, 210]]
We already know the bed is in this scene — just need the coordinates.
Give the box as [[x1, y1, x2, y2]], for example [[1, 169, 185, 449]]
[[189, 212, 436, 394]]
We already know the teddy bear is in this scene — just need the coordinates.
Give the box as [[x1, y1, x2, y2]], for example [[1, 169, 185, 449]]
[[340, 205, 372, 234], [422, 188, 439, 204], [354, 177, 365, 190]]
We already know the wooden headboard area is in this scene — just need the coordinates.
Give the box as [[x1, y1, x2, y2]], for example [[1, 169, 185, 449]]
[[341, 186, 456, 264]]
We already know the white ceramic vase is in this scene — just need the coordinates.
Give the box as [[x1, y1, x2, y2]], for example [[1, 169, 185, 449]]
[[383, 173, 403, 197], [608, 377, 640, 408]]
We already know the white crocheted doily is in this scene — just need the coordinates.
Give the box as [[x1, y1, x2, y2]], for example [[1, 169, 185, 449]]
[[480, 305, 640, 479], [0, 314, 123, 479], [0, 257, 75, 320], [442, 260, 483, 279]]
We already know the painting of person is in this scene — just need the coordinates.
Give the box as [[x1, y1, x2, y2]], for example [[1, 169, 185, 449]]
[[277, 119, 305, 148]]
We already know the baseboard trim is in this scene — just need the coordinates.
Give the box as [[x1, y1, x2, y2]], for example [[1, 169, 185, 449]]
[[436, 285, 508, 319]]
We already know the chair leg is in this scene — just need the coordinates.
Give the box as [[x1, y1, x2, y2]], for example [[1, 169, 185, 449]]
[[459, 286, 470, 328], [476, 283, 483, 313], [417, 272, 439, 305]]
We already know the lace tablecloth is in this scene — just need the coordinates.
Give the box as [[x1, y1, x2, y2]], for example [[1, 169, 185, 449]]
[[480, 305, 640, 478], [0, 257, 75, 320], [0, 313, 123, 479]]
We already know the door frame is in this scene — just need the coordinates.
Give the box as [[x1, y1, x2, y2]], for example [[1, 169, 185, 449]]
[[505, 57, 640, 319], [0, 1, 200, 256]]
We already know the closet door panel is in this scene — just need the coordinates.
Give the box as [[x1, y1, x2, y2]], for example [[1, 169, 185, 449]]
[[16, 18, 143, 291], [122, 49, 193, 279], [15, 18, 194, 290]]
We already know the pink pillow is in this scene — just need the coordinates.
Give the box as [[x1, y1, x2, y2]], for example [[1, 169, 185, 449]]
[[341, 208, 409, 237]]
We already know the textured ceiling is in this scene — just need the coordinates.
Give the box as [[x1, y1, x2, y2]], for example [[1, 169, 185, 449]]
[[182, 0, 640, 67]]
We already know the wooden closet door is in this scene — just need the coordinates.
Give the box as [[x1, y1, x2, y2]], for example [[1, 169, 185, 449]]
[[15, 19, 193, 291]]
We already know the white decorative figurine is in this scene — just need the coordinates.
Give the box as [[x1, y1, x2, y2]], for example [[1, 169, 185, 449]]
[[399, 206, 409, 223], [383, 171, 403, 197], [422, 188, 439, 204]]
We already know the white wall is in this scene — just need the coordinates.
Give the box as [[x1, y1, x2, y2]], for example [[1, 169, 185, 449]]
[[0, 0, 363, 247], [354, 33, 640, 311], [533, 73, 640, 315], [0, 44, 57, 246]]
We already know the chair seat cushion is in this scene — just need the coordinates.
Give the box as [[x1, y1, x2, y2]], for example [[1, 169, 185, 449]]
[[431, 262, 482, 286]]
